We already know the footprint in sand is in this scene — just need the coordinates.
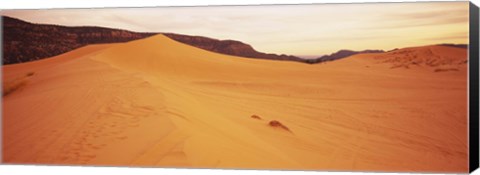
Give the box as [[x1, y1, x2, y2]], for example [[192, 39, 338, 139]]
[[57, 98, 156, 164]]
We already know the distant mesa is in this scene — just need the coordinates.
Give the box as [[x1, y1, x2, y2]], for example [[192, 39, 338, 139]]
[[163, 33, 305, 63], [436, 43, 468, 49], [2, 16, 302, 65], [2, 16, 156, 64]]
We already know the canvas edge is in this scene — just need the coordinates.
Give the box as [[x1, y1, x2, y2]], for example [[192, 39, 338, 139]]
[[469, 1, 480, 173], [0, 1, 476, 173]]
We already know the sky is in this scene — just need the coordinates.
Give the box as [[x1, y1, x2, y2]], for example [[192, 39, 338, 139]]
[[0, 1, 470, 57]]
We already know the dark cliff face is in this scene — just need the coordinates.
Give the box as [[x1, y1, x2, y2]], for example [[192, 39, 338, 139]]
[[2, 16, 304, 65], [2, 16, 156, 64], [163, 33, 305, 62]]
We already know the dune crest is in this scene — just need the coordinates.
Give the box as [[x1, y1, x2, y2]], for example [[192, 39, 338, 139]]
[[372, 45, 467, 71]]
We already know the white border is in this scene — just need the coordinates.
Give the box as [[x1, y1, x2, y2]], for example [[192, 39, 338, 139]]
[[0, 0, 479, 175]]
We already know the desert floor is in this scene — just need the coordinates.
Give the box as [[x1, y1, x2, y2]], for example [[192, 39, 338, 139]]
[[2, 34, 468, 172]]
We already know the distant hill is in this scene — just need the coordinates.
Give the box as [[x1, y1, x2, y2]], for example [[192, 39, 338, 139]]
[[2, 16, 303, 65], [163, 33, 305, 62], [2, 16, 156, 64], [436, 44, 468, 49]]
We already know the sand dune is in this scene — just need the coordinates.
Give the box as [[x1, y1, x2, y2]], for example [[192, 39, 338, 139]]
[[2, 34, 468, 172], [373, 45, 467, 71]]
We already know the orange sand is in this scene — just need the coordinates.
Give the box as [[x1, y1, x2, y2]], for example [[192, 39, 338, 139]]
[[2, 34, 468, 172]]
